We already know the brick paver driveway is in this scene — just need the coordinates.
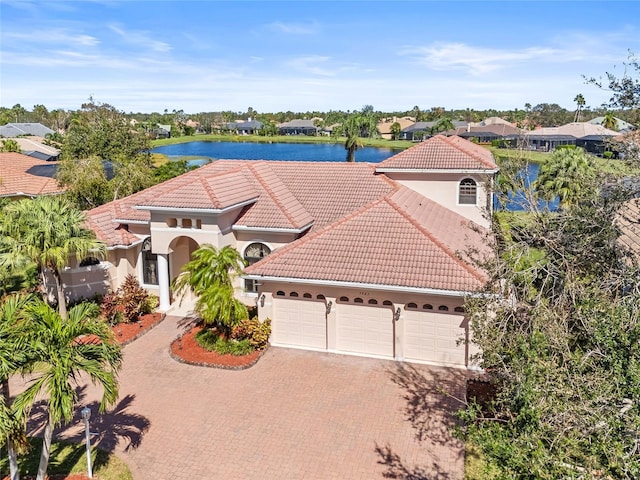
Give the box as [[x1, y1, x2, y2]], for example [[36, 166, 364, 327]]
[[26, 316, 466, 479]]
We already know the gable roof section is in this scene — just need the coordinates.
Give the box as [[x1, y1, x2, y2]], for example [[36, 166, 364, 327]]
[[0, 123, 55, 138], [377, 135, 498, 172], [234, 162, 313, 231], [0, 152, 64, 197], [135, 168, 258, 211], [245, 186, 489, 293], [525, 122, 619, 139]]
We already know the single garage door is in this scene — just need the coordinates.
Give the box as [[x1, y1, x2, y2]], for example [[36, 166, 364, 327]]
[[404, 310, 467, 366], [272, 298, 327, 350], [336, 303, 394, 358]]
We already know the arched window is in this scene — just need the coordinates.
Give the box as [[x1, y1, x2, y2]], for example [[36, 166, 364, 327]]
[[317, 295, 325, 300], [438, 305, 449, 311], [406, 302, 418, 309], [244, 242, 271, 293], [354, 297, 364, 303], [459, 178, 477, 205], [382, 300, 393, 306], [290, 292, 299, 297], [141, 238, 158, 286], [423, 304, 433, 310], [368, 299, 378, 305], [276, 291, 285, 296], [339, 296, 349, 302], [303, 293, 312, 299], [454, 306, 465, 313]]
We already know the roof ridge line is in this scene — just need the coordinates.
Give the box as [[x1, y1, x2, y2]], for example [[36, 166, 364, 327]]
[[244, 197, 387, 273], [246, 163, 310, 229], [385, 192, 487, 284], [441, 135, 496, 169]]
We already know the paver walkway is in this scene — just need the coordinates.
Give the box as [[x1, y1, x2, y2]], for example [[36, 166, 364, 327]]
[[16, 316, 466, 479]]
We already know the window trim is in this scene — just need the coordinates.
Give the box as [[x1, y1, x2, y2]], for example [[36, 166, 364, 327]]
[[243, 241, 273, 293], [458, 177, 478, 206]]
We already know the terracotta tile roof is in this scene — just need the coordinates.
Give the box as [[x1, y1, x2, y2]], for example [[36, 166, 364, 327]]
[[137, 168, 258, 210], [245, 186, 489, 292], [377, 135, 498, 171], [84, 202, 141, 248], [0, 152, 64, 197], [618, 199, 640, 259]]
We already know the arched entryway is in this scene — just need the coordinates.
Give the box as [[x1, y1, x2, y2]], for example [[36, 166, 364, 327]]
[[167, 235, 199, 313]]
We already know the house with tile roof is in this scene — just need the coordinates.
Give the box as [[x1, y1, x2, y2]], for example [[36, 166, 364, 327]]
[[0, 152, 64, 199], [0, 123, 55, 138], [76, 135, 497, 368]]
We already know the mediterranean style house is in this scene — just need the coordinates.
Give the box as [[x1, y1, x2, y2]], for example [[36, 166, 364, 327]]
[[66, 135, 498, 368]]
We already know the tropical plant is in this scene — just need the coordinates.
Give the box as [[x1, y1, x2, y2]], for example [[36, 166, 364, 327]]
[[533, 147, 597, 208], [0, 139, 21, 153], [14, 300, 121, 480], [602, 111, 618, 130], [0, 294, 35, 480], [432, 117, 455, 134], [573, 93, 586, 122], [172, 244, 248, 336], [389, 122, 401, 140], [343, 114, 363, 162], [0, 196, 106, 319]]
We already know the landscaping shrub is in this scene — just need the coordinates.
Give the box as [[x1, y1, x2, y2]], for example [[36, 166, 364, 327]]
[[232, 317, 272, 350], [195, 328, 254, 356], [100, 275, 158, 324]]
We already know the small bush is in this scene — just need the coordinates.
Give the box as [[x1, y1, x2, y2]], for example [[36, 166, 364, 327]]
[[232, 317, 271, 350], [195, 329, 254, 356], [100, 275, 156, 324]]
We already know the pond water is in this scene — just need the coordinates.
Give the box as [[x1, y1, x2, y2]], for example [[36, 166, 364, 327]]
[[496, 163, 559, 211], [152, 141, 397, 165]]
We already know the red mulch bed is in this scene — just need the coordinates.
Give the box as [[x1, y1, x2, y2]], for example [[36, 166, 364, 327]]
[[112, 312, 165, 345], [170, 326, 266, 370]]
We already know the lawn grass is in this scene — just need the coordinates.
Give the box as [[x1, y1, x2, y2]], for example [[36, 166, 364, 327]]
[[0, 437, 133, 479], [464, 443, 499, 480]]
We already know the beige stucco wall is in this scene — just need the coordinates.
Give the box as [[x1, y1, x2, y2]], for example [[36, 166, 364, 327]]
[[384, 171, 493, 228]]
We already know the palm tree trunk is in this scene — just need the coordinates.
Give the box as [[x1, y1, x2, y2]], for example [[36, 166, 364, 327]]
[[35, 420, 52, 480], [2, 380, 20, 480], [52, 271, 68, 320]]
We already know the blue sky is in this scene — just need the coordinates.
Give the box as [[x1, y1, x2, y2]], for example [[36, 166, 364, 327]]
[[1, 1, 639, 114]]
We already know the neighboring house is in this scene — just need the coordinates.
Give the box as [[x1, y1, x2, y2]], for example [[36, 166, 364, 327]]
[[587, 116, 637, 133], [522, 122, 619, 154], [278, 119, 318, 136], [13, 137, 60, 161], [400, 121, 469, 141], [153, 124, 172, 139], [80, 135, 497, 368], [226, 120, 263, 135], [0, 152, 63, 199], [377, 117, 415, 140], [0, 122, 55, 138], [455, 123, 522, 143]]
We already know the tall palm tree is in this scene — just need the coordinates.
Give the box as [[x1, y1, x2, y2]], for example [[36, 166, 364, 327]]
[[573, 93, 586, 122], [1, 294, 34, 480], [343, 114, 363, 162], [0, 196, 105, 319], [533, 148, 596, 208], [14, 301, 121, 480], [173, 244, 248, 336], [602, 112, 618, 130], [433, 117, 455, 135]]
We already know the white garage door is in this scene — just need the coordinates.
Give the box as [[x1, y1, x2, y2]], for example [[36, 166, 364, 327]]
[[272, 298, 327, 350], [336, 303, 394, 358], [404, 311, 467, 366]]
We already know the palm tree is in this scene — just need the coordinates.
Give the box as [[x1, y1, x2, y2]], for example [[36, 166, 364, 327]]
[[602, 112, 618, 130], [1, 294, 34, 480], [14, 300, 121, 480], [173, 244, 248, 336], [0, 196, 106, 319], [533, 148, 596, 208], [390, 122, 401, 140], [343, 114, 363, 162], [433, 117, 455, 135], [573, 94, 586, 122]]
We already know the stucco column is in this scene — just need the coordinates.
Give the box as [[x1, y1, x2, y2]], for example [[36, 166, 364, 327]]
[[157, 253, 171, 311]]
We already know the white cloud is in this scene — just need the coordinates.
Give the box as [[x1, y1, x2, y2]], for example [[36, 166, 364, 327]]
[[401, 42, 559, 75], [108, 23, 172, 53], [285, 55, 335, 76], [266, 21, 319, 35], [4, 30, 99, 47]]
